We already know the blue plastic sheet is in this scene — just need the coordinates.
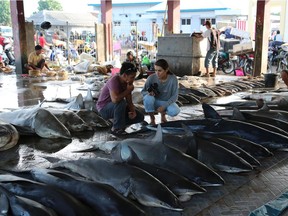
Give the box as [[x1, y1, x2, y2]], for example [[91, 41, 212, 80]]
[[249, 191, 288, 216]]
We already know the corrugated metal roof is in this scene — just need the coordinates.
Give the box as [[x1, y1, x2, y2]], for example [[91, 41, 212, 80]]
[[26, 10, 98, 26], [88, 0, 161, 7], [146, 0, 231, 13]]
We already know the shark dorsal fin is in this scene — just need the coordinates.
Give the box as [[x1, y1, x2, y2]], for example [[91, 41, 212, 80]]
[[126, 145, 142, 163], [85, 88, 93, 102], [151, 124, 162, 143], [202, 103, 222, 119], [232, 107, 246, 121], [38, 99, 46, 107], [181, 123, 193, 136]]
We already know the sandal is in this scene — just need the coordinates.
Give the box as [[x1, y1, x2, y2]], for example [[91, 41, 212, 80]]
[[201, 73, 210, 77]]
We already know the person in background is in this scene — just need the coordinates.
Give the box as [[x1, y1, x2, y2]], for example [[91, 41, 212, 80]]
[[141, 59, 180, 125], [125, 51, 142, 79], [270, 30, 277, 41], [125, 51, 139, 68], [24, 45, 50, 71], [274, 30, 283, 42], [38, 32, 52, 57], [201, 20, 220, 77], [38, 33, 52, 48], [0, 33, 14, 65], [0, 33, 7, 48], [96, 62, 144, 136]]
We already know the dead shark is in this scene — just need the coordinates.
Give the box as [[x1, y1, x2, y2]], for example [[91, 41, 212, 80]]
[[0, 120, 19, 151], [0, 107, 71, 139], [109, 125, 225, 187]]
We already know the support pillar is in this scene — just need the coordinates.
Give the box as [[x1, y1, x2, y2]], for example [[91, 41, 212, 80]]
[[278, 0, 287, 42], [10, 0, 28, 74], [167, 0, 180, 34], [101, 0, 113, 61], [247, 0, 256, 40], [254, 0, 270, 77]]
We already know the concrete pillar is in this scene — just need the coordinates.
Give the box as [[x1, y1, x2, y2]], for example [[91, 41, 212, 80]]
[[101, 0, 113, 61], [278, 0, 287, 41], [254, 0, 270, 77], [10, 0, 28, 74], [247, 0, 256, 40], [95, 23, 106, 64], [167, 0, 180, 34]]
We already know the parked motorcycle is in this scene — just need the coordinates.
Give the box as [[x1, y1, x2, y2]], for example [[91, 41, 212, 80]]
[[231, 52, 254, 76], [218, 51, 235, 74], [274, 43, 288, 73], [0, 37, 15, 66]]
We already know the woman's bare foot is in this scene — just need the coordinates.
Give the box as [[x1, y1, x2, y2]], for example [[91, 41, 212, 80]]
[[161, 116, 167, 123]]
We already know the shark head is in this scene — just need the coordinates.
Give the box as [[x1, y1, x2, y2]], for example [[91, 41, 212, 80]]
[[34, 108, 71, 139], [0, 121, 19, 151]]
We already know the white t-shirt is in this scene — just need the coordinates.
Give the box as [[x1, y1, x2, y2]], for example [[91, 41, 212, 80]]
[[203, 29, 212, 51], [203, 29, 220, 51]]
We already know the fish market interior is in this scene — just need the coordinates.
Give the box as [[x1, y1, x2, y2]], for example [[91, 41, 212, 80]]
[[1, 0, 288, 216]]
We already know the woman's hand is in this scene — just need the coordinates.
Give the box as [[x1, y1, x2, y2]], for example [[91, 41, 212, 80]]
[[148, 91, 155, 96]]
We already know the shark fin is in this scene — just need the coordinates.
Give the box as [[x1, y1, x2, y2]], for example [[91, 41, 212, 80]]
[[231, 107, 246, 121], [151, 124, 163, 143], [85, 88, 93, 101], [202, 103, 222, 119]]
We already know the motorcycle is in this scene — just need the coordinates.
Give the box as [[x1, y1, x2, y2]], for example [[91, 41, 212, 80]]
[[0, 37, 15, 66], [274, 43, 288, 73], [217, 51, 235, 74], [232, 53, 254, 76]]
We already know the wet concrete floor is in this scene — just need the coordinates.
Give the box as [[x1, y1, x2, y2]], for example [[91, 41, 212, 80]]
[[0, 71, 288, 216]]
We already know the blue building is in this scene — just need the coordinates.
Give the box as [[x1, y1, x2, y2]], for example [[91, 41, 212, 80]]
[[88, 0, 247, 42]]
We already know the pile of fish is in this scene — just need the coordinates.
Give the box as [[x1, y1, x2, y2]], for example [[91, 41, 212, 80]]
[[176, 79, 265, 106], [0, 105, 111, 151]]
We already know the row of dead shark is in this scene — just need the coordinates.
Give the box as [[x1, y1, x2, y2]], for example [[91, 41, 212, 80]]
[[1, 98, 288, 215], [2, 78, 288, 214]]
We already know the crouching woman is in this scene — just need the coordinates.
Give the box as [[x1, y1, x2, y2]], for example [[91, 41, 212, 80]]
[[141, 59, 180, 125]]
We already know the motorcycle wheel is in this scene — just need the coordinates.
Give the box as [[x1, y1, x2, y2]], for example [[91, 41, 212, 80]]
[[244, 60, 254, 76], [221, 60, 235, 74], [267, 61, 272, 73], [276, 60, 287, 73]]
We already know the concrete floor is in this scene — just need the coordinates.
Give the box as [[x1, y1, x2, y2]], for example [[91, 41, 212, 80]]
[[0, 71, 288, 216]]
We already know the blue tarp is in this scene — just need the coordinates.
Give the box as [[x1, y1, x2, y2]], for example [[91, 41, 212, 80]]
[[249, 191, 288, 216]]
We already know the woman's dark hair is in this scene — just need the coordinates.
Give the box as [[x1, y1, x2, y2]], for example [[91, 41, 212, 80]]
[[120, 62, 137, 75], [155, 59, 172, 74]]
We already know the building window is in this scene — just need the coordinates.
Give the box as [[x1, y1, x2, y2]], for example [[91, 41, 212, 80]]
[[114, 21, 121, 26], [201, 18, 216, 25], [130, 21, 137, 27], [181, 18, 191, 25]]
